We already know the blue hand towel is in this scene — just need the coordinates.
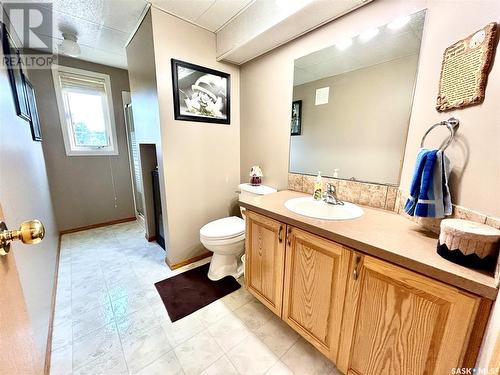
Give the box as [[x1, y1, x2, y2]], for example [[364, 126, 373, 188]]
[[404, 148, 452, 218]]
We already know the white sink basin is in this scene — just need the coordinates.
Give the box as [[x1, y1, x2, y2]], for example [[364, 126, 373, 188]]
[[284, 197, 363, 220]]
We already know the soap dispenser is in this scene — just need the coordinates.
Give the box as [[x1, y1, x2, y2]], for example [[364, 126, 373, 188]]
[[313, 171, 322, 200]]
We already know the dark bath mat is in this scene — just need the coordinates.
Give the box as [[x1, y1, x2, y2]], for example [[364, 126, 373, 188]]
[[155, 263, 241, 322]]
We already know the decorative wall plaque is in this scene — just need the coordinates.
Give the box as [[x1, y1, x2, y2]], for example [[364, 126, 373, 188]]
[[436, 22, 498, 112]]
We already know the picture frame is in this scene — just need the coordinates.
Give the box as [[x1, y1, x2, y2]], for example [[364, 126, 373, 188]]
[[291, 100, 302, 136], [1, 22, 31, 122], [24, 78, 42, 141], [171, 59, 230, 124], [436, 22, 498, 112]]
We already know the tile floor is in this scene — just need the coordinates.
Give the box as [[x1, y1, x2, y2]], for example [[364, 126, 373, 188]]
[[50, 221, 341, 375]]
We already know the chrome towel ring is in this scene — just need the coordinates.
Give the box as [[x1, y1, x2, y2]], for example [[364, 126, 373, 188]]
[[420, 117, 459, 151]]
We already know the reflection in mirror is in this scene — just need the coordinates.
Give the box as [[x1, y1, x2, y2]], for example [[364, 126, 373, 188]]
[[289, 10, 426, 185]]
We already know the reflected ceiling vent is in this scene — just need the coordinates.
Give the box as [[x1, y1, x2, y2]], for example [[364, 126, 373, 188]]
[[59, 32, 81, 57]]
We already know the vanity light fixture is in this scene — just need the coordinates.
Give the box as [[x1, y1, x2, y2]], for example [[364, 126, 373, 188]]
[[335, 37, 353, 51], [359, 27, 379, 42], [387, 15, 411, 30]]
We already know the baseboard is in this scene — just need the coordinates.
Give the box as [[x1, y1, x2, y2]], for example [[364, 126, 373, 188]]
[[166, 251, 212, 270], [44, 235, 61, 375], [59, 217, 136, 235]]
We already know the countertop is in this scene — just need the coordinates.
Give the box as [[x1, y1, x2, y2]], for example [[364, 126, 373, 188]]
[[239, 190, 498, 300]]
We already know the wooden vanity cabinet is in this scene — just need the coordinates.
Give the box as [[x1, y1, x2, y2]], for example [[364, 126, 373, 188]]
[[282, 226, 351, 361], [244, 210, 286, 316], [337, 254, 481, 375], [244, 209, 484, 375]]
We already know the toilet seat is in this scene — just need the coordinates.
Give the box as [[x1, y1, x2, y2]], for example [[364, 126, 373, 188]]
[[200, 216, 245, 241], [200, 232, 245, 247]]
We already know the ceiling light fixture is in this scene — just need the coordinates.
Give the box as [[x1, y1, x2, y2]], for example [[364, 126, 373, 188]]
[[59, 32, 81, 57], [359, 27, 379, 42], [335, 37, 353, 51], [387, 15, 411, 30]]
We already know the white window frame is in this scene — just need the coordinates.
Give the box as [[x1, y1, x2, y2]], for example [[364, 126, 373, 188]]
[[52, 64, 119, 156]]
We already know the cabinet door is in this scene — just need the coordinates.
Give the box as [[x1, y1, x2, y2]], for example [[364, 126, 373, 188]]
[[282, 226, 351, 361], [244, 210, 286, 316], [337, 254, 480, 375]]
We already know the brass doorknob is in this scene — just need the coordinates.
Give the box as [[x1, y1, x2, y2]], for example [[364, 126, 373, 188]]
[[0, 220, 45, 256]]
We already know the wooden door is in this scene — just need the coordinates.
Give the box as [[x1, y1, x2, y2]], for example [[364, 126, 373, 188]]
[[337, 254, 481, 375], [0, 205, 41, 374], [244, 210, 286, 316], [282, 226, 351, 361]]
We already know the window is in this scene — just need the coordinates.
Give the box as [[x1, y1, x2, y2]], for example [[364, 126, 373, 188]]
[[52, 65, 118, 156]]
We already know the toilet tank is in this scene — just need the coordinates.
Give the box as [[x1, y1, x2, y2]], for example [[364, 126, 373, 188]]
[[238, 183, 277, 218]]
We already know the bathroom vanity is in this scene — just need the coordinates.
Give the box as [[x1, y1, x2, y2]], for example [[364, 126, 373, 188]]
[[240, 190, 497, 375]]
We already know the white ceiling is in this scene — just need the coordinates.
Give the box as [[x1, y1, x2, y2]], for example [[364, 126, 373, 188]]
[[5, 0, 149, 68], [150, 0, 254, 32], [6, 0, 372, 69], [294, 10, 426, 85], [5, 0, 254, 68]]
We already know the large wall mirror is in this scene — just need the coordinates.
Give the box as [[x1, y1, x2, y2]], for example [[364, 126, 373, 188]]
[[289, 10, 426, 185]]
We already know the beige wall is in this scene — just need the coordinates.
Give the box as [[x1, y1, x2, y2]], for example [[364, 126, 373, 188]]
[[240, 0, 500, 367], [241, 0, 500, 217], [409, 1, 499, 369], [126, 10, 167, 241], [28, 56, 135, 231], [0, 19, 59, 360], [399, 0, 500, 219], [291, 54, 419, 185], [150, 7, 241, 265], [240, 0, 426, 190]]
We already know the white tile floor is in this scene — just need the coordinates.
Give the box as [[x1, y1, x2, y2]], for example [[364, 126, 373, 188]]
[[51, 221, 341, 375]]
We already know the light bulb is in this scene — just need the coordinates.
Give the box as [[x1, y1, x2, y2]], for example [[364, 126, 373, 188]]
[[59, 32, 81, 57]]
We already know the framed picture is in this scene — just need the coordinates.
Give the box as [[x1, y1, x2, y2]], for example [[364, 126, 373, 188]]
[[1, 22, 30, 121], [24, 78, 42, 141], [291, 100, 302, 136], [171, 59, 230, 124]]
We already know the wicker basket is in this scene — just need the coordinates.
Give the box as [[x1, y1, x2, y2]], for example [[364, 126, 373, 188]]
[[437, 219, 500, 270]]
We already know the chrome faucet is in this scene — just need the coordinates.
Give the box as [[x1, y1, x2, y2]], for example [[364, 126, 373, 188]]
[[323, 183, 344, 205]]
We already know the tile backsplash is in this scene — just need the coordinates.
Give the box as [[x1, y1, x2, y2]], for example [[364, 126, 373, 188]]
[[288, 173, 398, 211], [288, 172, 500, 234], [394, 189, 500, 234]]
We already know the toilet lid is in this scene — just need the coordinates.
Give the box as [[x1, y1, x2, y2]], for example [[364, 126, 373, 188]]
[[239, 183, 277, 195], [200, 216, 245, 240]]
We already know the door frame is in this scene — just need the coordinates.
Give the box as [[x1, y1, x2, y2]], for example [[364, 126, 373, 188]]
[[121, 91, 145, 230]]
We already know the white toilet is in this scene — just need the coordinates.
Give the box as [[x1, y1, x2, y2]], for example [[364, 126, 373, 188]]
[[200, 183, 277, 281]]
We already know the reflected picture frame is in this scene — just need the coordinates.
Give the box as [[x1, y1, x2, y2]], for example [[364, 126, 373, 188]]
[[1, 22, 30, 122], [291, 100, 302, 136], [171, 59, 230, 124]]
